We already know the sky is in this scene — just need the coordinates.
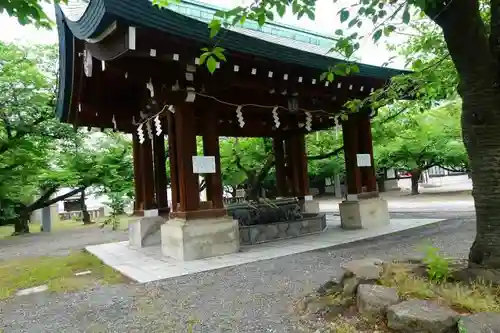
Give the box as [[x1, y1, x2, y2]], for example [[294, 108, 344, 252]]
[[0, 0, 406, 68]]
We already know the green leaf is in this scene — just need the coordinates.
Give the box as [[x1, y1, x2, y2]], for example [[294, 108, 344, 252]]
[[213, 47, 226, 61], [214, 10, 225, 18], [258, 13, 266, 26], [209, 19, 221, 38], [383, 25, 396, 36], [206, 56, 217, 73], [199, 51, 211, 64], [327, 72, 334, 82], [373, 29, 383, 42], [306, 9, 315, 20], [402, 6, 411, 24], [339, 9, 349, 23], [320, 72, 327, 81], [335, 29, 344, 36], [348, 18, 358, 28], [277, 4, 286, 17]]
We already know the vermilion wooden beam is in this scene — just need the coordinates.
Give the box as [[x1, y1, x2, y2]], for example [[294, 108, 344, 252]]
[[202, 110, 224, 209], [173, 103, 200, 212], [166, 111, 180, 211], [132, 132, 144, 213], [273, 136, 288, 197], [342, 116, 362, 195], [358, 112, 377, 193], [153, 133, 169, 213]]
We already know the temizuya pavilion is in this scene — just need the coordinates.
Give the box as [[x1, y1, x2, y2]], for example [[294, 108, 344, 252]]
[[55, 0, 404, 261]]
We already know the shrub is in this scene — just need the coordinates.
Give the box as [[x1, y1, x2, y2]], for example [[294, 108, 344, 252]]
[[422, 245, 450, 282]]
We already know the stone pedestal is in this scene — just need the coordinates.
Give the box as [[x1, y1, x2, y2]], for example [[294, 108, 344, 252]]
[[161, 216, 240, 261], [339, 197, 389, 230], [303, 200, 320, 214], [128, 216, 166, 249], [384, 179, 400, 191]]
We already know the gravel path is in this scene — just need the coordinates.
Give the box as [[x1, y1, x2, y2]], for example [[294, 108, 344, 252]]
[[0, 211, 474, 261], [0, 217, 475, 333]]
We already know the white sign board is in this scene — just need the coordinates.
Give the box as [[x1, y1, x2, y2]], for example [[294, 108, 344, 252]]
[[356, 153, 372, 167], [386, 168, 396, 179], [192, 156, 216, 174]]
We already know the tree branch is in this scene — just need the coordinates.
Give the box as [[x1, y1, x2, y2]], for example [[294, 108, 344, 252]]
[[27, 186, 87, 212], [307, 147, 343, 161]]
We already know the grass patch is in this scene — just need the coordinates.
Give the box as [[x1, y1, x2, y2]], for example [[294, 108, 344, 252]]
[[380, 262, 500, 314], [95, 214, 137, 231], [0, 250, 126, 300], [0, 219, 93, 240], [0, 214, 137, 240], [328, 317, 358, 333]]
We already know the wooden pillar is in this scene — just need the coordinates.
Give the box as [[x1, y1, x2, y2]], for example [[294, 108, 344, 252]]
[[132, 133, 144, 213], [174, 103, 199, 212], [272, 136, 288, 197], [295, 133, 310, 196], [358, 113, 377, 193], [166, 111, 180, 212], [284, 136, 295, 196], [342, 116, 362, 196], [139, 136, 155, 210], [285, 135, 303, 197], [153, 132, 169, 213], [202, 111, 224, 209]]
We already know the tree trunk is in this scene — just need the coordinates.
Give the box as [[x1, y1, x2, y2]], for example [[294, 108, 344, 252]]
[[462, 89, 500, 268], [80, 190, 91, 224], [410, 169, 421, 195], [246, 183, 261, 201], [423, 0, 500, 268], [377, 177, 386, 193], [13, 213, 30, 235]]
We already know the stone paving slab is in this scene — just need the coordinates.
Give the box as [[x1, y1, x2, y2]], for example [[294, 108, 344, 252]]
[[86, 217, 443, 283]]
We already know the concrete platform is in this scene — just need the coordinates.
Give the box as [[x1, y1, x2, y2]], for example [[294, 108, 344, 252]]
[[86, 216, 444, 283]]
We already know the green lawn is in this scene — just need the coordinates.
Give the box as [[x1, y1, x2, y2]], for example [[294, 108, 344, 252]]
[[0, 214, 138, 240], [0, 219, 94, 240], [0, 250, 127, 300]]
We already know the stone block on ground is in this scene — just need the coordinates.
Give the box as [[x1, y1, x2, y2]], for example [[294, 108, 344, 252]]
[[387, 300, 459, 333], [460, 312, 500, 333], [357, 284, 399, 317], [340, 258, 384, 296], [342, 258, 384, 279], [316, 275, 343, 296]]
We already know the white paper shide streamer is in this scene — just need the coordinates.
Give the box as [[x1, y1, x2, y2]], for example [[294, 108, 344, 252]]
[[236, 106, 245, 128], [154, 115, 162, 136], [305, 112, 312, 131], [272, 106, 280, 128], [137, 123, 145, 144]]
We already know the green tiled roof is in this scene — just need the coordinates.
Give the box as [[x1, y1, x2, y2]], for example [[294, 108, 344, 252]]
[[168, 0, 339, 58], [55, 0, 408, 122]]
